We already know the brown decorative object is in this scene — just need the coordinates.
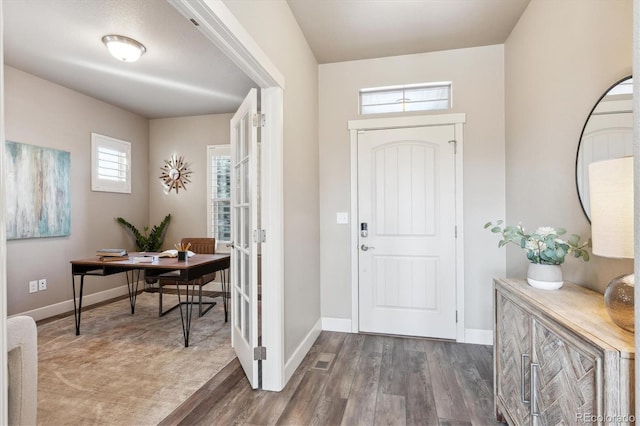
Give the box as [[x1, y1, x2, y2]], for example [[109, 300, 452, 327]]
[[604, 273, 634, 333], [159, 155, 192, 193]]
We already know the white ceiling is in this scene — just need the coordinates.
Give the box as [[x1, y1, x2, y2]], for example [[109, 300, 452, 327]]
[[287, 0, 531, 64], [3, 0, 531, 119], [3, 0, 258, 119]]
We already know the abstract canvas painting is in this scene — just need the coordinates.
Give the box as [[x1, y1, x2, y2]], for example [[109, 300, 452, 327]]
[[5, 141, 71, 239]]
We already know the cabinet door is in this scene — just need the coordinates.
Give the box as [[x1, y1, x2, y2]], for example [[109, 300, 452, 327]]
[[531, 318, 601, 425], [496, 292, 532, 425]]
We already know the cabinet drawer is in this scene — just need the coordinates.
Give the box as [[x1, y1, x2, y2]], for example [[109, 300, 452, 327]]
[[531, 316, 602, 424], [495, 292, 532, 425], [494, 278, 634, 426]]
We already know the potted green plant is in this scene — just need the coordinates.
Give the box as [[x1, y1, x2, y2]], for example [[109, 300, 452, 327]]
[[485, 220, 590, 290], [116, 214, 171, 252]]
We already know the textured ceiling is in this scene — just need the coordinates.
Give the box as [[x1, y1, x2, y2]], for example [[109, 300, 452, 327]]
[[287, 0, 531, 64]]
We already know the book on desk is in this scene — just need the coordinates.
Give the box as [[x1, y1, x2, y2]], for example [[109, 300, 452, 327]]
[[97, 248, 128, 261], [96, 248, 127, 256]]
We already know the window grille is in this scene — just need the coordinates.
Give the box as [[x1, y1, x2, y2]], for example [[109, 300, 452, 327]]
[[360, 82, 452, 115]]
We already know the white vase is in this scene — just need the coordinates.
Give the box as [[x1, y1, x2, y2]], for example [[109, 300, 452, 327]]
[[527, 263, 563, 290]]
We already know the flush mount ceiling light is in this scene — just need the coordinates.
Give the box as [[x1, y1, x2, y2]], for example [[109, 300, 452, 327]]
[[101, 35, 146, 62]]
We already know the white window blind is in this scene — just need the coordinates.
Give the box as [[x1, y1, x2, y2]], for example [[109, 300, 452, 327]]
[[208, 145, 232, 246], [360, 82, 452, 115], [91, 133, 131, 193]]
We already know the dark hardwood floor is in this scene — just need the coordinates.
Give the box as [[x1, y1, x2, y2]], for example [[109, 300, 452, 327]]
[[160, 331, 498, 426]]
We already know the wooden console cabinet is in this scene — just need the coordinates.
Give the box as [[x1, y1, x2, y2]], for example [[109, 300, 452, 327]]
[[494, 278, 634, 425]]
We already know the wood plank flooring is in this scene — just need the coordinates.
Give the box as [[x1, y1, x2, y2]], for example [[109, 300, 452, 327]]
[[160, 331, 497, 426]]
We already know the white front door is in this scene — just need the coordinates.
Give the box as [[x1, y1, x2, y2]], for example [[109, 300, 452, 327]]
[[358, 125, 457, 339], [230, 88, 260, 388]]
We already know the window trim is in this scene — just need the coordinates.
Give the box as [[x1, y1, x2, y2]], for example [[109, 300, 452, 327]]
[[91, 132, 131, 194]]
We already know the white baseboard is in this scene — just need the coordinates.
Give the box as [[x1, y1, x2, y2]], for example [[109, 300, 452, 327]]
[[11, 284, 131, 322], [284, 317, 322, 383], [321, 317, 352, 333], [464, 328, 493, 345]]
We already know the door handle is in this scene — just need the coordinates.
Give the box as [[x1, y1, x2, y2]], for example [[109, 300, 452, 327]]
[[521, 353, 530, 404], [361, 244, 375, 251], [530, 363, 539, 417]]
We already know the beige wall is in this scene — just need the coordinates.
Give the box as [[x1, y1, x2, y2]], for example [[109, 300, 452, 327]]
[[319, 45, 506, 332], [148, 113, 233, 249], [5, 66, 149, 315], [505, 0, 633, 291], [223, 0, 321, 360]]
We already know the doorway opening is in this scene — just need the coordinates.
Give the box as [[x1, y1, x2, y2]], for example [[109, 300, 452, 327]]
[[169, 1, 286, 390]]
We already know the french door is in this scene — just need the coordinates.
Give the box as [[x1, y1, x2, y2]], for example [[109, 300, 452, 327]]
[[230, 88, 259, 388]]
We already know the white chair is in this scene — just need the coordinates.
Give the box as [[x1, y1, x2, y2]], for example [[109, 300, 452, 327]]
[[7, 315, 38, 426]]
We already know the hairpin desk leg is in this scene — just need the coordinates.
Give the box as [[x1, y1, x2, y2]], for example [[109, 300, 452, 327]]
[[72, 274, 86, 336]]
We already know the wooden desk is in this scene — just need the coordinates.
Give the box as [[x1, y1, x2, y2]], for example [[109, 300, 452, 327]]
[[70, 253, 230, 347]]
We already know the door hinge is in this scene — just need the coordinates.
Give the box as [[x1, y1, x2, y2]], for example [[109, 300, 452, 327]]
[[455, 225, 458, 238], [456, 310, 458, 323], [253, 229, 266, 243], [449, 139, 457, 154], [254, 346, 267, 360], [252, 113, 265, 127]]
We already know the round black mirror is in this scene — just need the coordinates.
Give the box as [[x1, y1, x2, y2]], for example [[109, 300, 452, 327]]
[[576, 76, 633, 221]]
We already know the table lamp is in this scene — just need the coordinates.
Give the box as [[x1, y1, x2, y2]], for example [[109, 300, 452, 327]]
[[588, 156, 634, 332]]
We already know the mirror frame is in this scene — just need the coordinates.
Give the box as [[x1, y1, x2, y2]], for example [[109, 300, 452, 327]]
[[575, 75, 633, 222]]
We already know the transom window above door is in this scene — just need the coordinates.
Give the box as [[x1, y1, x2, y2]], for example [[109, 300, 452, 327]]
[[359, 82, 452, 115]]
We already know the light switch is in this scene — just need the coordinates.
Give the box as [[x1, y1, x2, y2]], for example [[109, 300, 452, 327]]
[[336, 212, 349, 224]]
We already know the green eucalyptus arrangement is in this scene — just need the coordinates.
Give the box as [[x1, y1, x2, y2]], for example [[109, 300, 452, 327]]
[[116, 214, 171, 251], [484, 220, 591, 265]]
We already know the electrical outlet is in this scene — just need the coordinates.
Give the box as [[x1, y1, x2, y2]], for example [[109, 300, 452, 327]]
[[38, 278, 47, 291], [29, 280, 38, 293]]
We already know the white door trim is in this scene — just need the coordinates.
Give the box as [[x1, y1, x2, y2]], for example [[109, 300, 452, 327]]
[[169, 0, 284, 89], [348, 113, 467, 342], [170, 0, 285, 390], [0, 2, 7, 422]]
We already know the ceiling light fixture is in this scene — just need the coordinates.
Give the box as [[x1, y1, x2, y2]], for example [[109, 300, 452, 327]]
[[101, 35, 146, 63]]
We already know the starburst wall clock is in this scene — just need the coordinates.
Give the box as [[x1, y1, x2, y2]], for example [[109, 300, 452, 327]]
[[159, 155, 192, 194]]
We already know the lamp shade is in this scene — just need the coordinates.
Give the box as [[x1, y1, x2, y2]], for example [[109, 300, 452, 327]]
[[588, 156, 634, 259]]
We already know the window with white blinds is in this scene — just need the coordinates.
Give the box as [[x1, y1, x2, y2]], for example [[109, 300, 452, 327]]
[[207, 145, 232, 246], [359, 82, 452, 115], [91, 133, 131, 193]]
